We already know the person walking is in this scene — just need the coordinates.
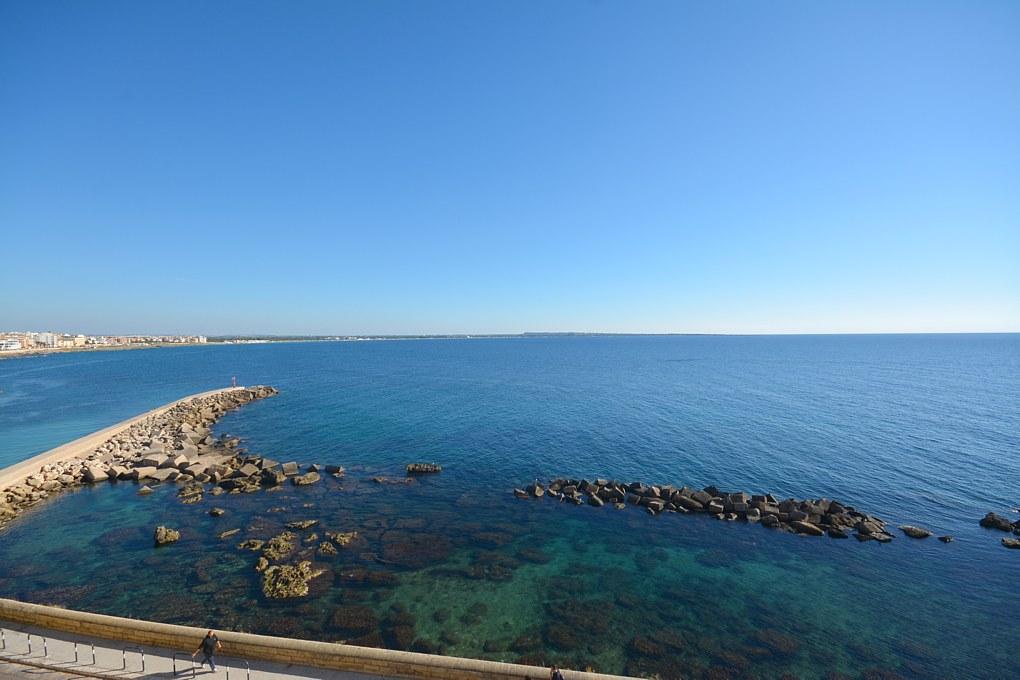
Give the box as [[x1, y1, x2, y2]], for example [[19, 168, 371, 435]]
[[550, 665, 565, 680], [192, 630, 223, 671]]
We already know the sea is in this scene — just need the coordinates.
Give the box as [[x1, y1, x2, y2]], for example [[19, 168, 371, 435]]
[[0, 335, 1017, 679]]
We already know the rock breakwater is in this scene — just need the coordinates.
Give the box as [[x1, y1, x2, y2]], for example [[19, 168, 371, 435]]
[[0, 386, 278, 530], [516, 478, 913, 543]]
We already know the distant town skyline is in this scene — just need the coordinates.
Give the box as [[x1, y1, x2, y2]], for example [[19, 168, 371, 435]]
[[2, 2, 1018, 335]]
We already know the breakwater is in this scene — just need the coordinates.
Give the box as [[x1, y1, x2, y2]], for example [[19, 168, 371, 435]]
[[0, 386, 278, 530], [516, 478, 933, 543]]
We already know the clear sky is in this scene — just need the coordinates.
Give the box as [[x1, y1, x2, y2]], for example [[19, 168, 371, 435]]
[[2, 1, 1018, 335]]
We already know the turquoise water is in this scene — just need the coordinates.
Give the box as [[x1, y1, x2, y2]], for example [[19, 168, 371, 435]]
[[1, 336, 1018, 679]]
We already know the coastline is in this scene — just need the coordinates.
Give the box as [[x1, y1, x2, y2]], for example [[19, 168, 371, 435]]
[[0, 342, 230, 362]]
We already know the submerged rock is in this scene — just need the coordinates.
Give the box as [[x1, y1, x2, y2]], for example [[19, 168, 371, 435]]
[[899, 525, 933, 539], [1002, 538, 1020, 549], [326, 531, 359, 547], [329, 605, 379, 636], [285, 519, 319, 530], [153, 526, 180, 546], [262, 531, 297, 560], [938, 535, 954, 543], [261, 561, 324, 598], [292, 471, 321, 486]]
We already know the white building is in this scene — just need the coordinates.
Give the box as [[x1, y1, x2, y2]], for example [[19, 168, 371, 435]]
[[0, 339, 22, 351]]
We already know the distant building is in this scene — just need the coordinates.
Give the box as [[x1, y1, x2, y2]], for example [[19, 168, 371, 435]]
[[0, 339, 22, 351]]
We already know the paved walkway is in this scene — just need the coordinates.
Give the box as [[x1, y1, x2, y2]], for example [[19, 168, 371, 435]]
[[0, 621, 398, 680]]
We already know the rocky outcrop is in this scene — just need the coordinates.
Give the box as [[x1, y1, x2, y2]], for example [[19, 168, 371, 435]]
[[1002, 538, 1020, 549], [154, 525, 180, 545]]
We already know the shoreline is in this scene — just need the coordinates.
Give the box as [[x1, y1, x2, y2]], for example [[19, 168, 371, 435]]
[[0, 343, 206, 361]]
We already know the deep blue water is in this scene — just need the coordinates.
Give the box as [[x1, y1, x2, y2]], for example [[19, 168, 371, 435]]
[[0, 335, 1018, 679]]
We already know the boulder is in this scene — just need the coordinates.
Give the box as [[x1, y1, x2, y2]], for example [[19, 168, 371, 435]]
[[154, 526, 180, 546], [899, 525, 933, 539], [938, 535, 954, 543], [1002, 538, 1020, 549], [790, 520, 824, 536], [261, 468, 286, 486], [691, 490, 713, 505], [185, 462, 207, 476], [149, 468, 178, 482], [281, 462, 300, 476], [108, 465, 130, 480], [83, 466, 108, 483], [677, 496, 704, 512], [292, 471, 321, 486], [131, 466, 158, 481], [209, 507, 225, 517], [137, 485, 153, 496], [980, 512, 1013, 532], [140, 454, 168, 468], [158, 455, 182, 469], [233, 463, 261, 478]]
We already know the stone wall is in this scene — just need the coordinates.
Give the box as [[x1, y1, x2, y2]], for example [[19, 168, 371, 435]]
[[0, 599, 632, 680]]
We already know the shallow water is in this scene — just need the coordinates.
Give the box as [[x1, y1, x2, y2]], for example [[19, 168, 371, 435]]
[[1, 336, 1018, 679]]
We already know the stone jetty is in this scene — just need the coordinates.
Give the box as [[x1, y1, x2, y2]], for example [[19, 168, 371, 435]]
[[0, 386, 278, 530], [516, 478, 901, 543]]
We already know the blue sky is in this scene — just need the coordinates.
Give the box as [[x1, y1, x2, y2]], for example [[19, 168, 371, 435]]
[[2, 1, 1017, 335]]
